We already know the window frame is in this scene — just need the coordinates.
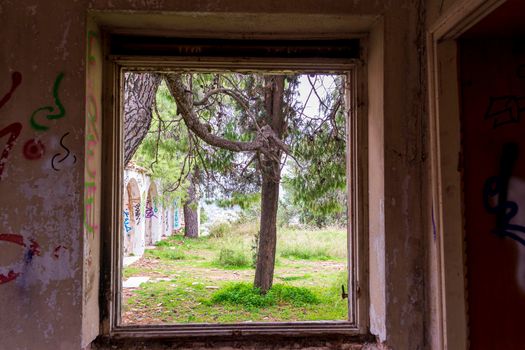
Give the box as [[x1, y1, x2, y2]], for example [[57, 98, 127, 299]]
[[100, 34, 369, 339]]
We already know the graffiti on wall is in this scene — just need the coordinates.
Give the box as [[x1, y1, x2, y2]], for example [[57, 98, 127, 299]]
[[22, 138, 45, 160], [29, 73, 66, 132], [145, 199, 157, 219], [51, 132, 77, 171], [84, 30, 101, 236], [483, 143, 525, 246], [0, 72, 22, 109], [0, 233, 41, 285], [0, 122, 22, 180], [134, 203, 141, 225], [123, 210, 132, 233], [484, 95, 525, 129], [0, 72, 23, 181]]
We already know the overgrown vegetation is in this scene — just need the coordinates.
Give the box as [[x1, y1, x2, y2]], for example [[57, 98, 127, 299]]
[[122, 224, 348, 324], [209, 283, 319, 308]]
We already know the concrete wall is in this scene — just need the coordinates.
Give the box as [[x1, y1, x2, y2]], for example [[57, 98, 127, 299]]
[[123, 165, 176, 257], [0, 0, 447, 349]]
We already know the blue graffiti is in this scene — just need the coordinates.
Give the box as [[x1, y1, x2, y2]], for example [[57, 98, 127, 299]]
[[174, 204, 180, 229], [123, 210, 132, 233], [483, 176, 525, 246]]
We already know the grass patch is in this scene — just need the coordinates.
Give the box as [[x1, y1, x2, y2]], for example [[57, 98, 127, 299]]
[[209, 222, 232, 238], [155, 240, 173, 247], [278, 274, 311, 282], [209, 282, 319, 309], [123, 266, 143, 278], [277, 227, 346, 261], [146, 247, 186, 260], [280, 246, 331, 260], [215, 248, 250, 268], [122, 227, 349, 323]]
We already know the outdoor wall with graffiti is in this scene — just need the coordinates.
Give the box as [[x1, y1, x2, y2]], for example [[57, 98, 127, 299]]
[[460, 38, 525, 348], [123, 163, 181, 257]]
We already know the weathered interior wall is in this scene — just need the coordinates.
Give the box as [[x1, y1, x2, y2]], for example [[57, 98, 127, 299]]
[[0, 2, 88, 349], [0, 0, 437, 349]]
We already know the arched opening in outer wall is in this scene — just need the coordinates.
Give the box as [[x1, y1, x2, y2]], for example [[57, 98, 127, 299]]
[[145, 182, 159, 246], [124, 179, 141, 256]]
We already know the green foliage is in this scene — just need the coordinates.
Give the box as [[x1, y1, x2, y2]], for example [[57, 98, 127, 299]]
[[155, 240, 172, 247], [132, 81, 190, 205], [215, 248, 250, 268], [200, 206, 208, 224], [250, 230, 259, 267], [122, 227, 349, 323], [277, 228, 347, 261], [146, 247, 186, 260], [280, 246, 331, 261], [208, 222, 231, 238], [217, 192, 261, 211], [209, 283, 319, 309], [283, 75, 348, 227]]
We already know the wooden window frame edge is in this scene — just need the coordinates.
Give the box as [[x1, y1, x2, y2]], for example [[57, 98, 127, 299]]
[[100, 34, 370, 340]]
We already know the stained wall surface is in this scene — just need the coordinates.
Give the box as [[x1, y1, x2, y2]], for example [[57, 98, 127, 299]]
[[0, 0, 436, 349]]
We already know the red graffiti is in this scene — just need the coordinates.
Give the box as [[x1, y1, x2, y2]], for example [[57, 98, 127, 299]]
[[0, 72, 22, 110], [0, 233, 41, 285], [0, 122, 22, 180], [53, 245, 67, 259], [22, 138, 45, 160]]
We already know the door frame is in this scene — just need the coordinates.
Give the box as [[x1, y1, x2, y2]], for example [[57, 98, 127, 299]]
[[426, 0, 506, 348]]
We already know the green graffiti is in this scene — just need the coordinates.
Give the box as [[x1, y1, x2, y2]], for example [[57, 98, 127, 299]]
[[30, 72, 66, 131], [87, 31, 98, 64]]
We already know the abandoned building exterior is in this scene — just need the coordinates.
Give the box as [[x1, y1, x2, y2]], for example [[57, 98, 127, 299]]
[[1, 0, 524, 349], [123, 163, 182, 257]]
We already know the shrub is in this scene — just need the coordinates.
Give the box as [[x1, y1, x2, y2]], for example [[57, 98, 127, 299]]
[[209, 283, 319, 309], [209, 222, 231, 238], [216, 247, 250, 268]]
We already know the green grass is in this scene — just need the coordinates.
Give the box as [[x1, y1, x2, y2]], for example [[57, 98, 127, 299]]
[[215, 248, 250, 268], [209, 283, 319, 309], [122, 225, 349, 323], [123, 266, 143, 279], [277, 227, 347, 261], [146, 247, 186, 260]]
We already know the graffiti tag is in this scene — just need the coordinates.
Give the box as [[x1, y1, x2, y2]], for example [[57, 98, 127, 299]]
[[29, 72, 66, 131], [123, 210, 132, 233], [51, 132, 77, 171], [0, 72, 22, 109], [483, 143, 525, 246]]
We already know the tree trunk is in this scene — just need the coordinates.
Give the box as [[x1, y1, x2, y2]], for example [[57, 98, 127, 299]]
[[254, 168, 280, 293], [254, 76, 286, 293], [183, 168, 199, 238], [124, 72, 162, 165]]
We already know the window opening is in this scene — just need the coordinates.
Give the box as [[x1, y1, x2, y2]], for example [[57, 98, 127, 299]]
[[119, 71, 351, 326]]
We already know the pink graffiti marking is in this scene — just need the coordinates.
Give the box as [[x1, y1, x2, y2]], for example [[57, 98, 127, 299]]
[[0, 72, 22, 110], [84, 30, 101, 237], [22, 138, 45, 160], [0, 122, 23, 181], [0, 233, 41, 285]]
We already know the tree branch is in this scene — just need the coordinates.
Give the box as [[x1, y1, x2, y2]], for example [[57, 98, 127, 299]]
[[163, 74, 289, 156]]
